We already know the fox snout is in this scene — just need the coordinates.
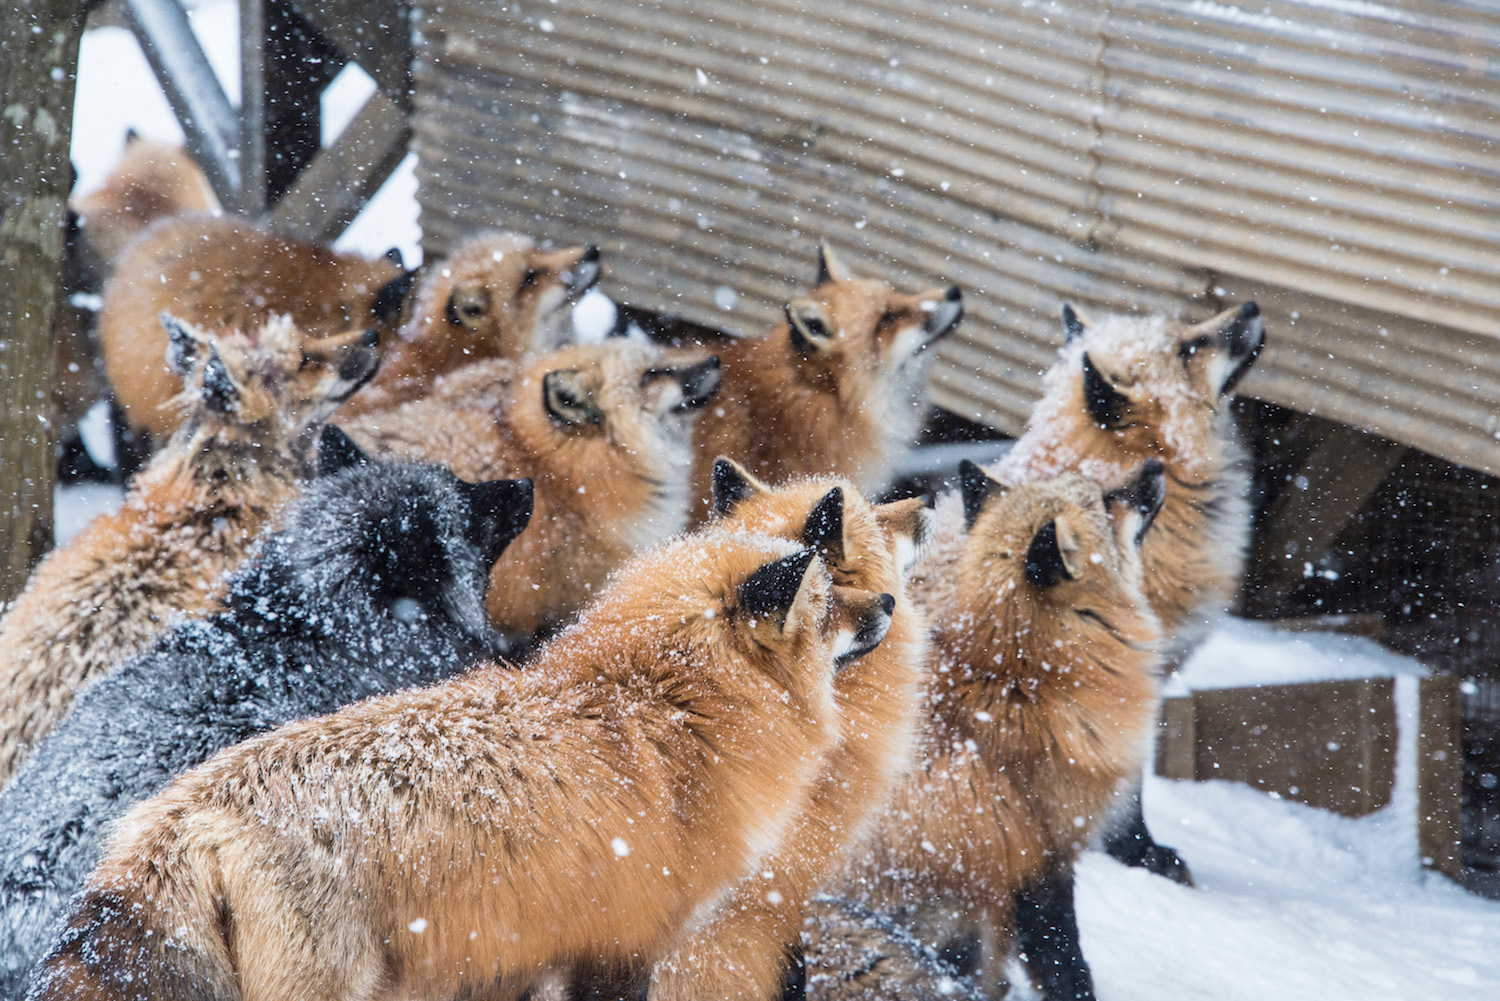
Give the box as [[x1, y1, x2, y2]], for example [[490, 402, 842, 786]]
[[671, 356, 722, 412], [562, 245, 603, 299], [832, 590, 895, 671], [1218, 301, 1264, 396], [921, 285, 964, 345]]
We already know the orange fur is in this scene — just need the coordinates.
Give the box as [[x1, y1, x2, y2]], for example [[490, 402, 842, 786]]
[[341, 342, 716, 637], [840, 474, 1163, 996], [70, 137, 220, 263], [0, 315, 377, 788], [339, 233, 600, 417], [30, 531, 894, 1001], [998, 303, 1263, 662], [650, 465, 932, 1000], [687, 246, 962, 522], [100, 215, 402, 442]]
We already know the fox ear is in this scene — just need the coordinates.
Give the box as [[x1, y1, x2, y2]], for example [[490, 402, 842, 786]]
[[815, 242, 851, 285], [740, 548, 821, 636], [161, 312, 205, 375], [712, 458, 763, 517], [959, 459, 1001, 529], [383, 246, 405, 268], [200, 344, 240, 415], [445, 281, 493, 333], [464, 477, 534, 567], [786, 301, 835, 355], [802, 488, 845, 564], [1025, 520, 1074, 589], [1062, 303, 1088, 343], [373, 269, 419, 326], [317, 425, 370, 477], [1082, 353, 1129, 429]]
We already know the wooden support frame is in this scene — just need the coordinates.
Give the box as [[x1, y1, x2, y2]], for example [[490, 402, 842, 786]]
[[1240, 417, 1408, 618]]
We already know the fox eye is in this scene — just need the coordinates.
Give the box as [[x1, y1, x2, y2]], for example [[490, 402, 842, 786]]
[[519, 269, 542, 290], [543, 370, 604, 427], [1179, 335, 1211, 362], [875, 310, 898, 331]]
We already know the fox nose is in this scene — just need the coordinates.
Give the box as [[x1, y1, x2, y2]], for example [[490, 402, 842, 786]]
[[339, 334, 382, 386], [672, 356, 721, 412], [1219, 301, 1265, 396], [922, 286, 964, 343]]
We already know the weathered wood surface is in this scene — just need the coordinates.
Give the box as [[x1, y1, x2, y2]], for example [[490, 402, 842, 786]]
[[0, 0, 88, 602], [410, 0, 1500, 475]]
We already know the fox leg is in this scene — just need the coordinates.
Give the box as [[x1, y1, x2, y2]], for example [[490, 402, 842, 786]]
[[1100, 783, 1192, 885], [1013, 866, 1094, 1001]]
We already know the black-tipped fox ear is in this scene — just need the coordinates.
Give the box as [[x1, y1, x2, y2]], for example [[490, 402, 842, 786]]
[[1025, 520, 1073, 588], [200, 345, 239, 414], [803, 488, 845, 563], [465, 477, 534, 567], [1062, 304, 1087, 343], [1082, 353, 1128, 429], [959, 459, 999, 530], [317, 425, 370, 477], [711, 458, 760, 517], [815, 243, 851, 285], [740, 548, 819, 627], [124, 127, 141, 146], [373, 269, 419, 326], [161, 312, 203, 375]]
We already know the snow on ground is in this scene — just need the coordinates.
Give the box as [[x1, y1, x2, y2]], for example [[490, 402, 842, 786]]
[[65, 5, 1500, 997]]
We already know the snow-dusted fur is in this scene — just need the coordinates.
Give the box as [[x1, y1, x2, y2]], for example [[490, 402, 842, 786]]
[[834, 473, 1164, 998], [0, 316, 377, 788], [100, 214, 406, 443], [339, 233, 600, 418], [686, 246, 962, 523], [649, 464, 931, 1001], [341, 342, 719, 637], [27, 532, 889, 1001], [0, 458, 531, 999], [802, 897, 988, 1001], [997, 303, 1263, 664]]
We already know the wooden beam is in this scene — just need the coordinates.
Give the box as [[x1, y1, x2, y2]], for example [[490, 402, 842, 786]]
[[1241, 421, 1408, 618], [1417, 676, 1463, 878], [269, 91, 410, 244], [286, 0, 411, 108]]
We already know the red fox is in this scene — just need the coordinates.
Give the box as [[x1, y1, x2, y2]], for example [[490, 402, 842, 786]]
[[0, 314, 377, 787], [340, 342, 720, 637], [833, 463, 1166, 999], [339, 232, 601, 417], [687, 245, 963, 521], [99, 214, 408, 444], [70, 134, 220, 264], [649, 460, 932, 1000], [29, 531, 895, 1001]]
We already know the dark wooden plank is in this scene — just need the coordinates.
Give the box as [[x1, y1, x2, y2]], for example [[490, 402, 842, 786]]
[[287, 0, 411, 107], [1190, 678, 1396, 817], [1417, 676, 1462, 877], [1155, 696, 1196, 781], [270, 92, 409, 244]]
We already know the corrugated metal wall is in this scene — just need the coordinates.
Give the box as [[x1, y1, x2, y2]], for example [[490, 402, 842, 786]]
[[411, 0, 1500, 475]]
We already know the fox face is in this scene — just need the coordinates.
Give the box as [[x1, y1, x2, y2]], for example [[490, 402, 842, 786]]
[[405, 233, 601, 359], [783, 244, 963, 411], [160, 313, 379, 455], [956, 460, 1165, 651], [1017, 302, 1263, 480]]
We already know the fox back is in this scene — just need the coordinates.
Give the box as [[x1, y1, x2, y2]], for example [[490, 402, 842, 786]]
[[0, 455, 530, 998], [0, 316, 378, 788]]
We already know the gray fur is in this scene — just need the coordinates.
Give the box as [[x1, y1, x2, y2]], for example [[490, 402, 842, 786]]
[[0, 460, 527, 998]]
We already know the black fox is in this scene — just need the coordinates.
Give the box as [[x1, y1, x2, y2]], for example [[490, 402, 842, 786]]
[[0, 431, 531, 998]]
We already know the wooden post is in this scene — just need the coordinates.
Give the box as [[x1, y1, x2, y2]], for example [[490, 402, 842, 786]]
[[0, 0, 91, 602], [1417, 676, 1463, 878]]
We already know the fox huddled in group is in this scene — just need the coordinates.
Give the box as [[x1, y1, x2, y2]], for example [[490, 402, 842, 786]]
[[991, 302, 1265, 995], [638, 461, 931, 1001], [341, 341, 720, 638], [340, 231, 602, 417], [0, 438, 533, 998], [99, 214, 410, 450], [28, 530, 896, 1001], [815, 462, 1167, 1001], [686, 245, 963, 521], [0, 314, 377, 788], [70, 132, 220, 265]]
